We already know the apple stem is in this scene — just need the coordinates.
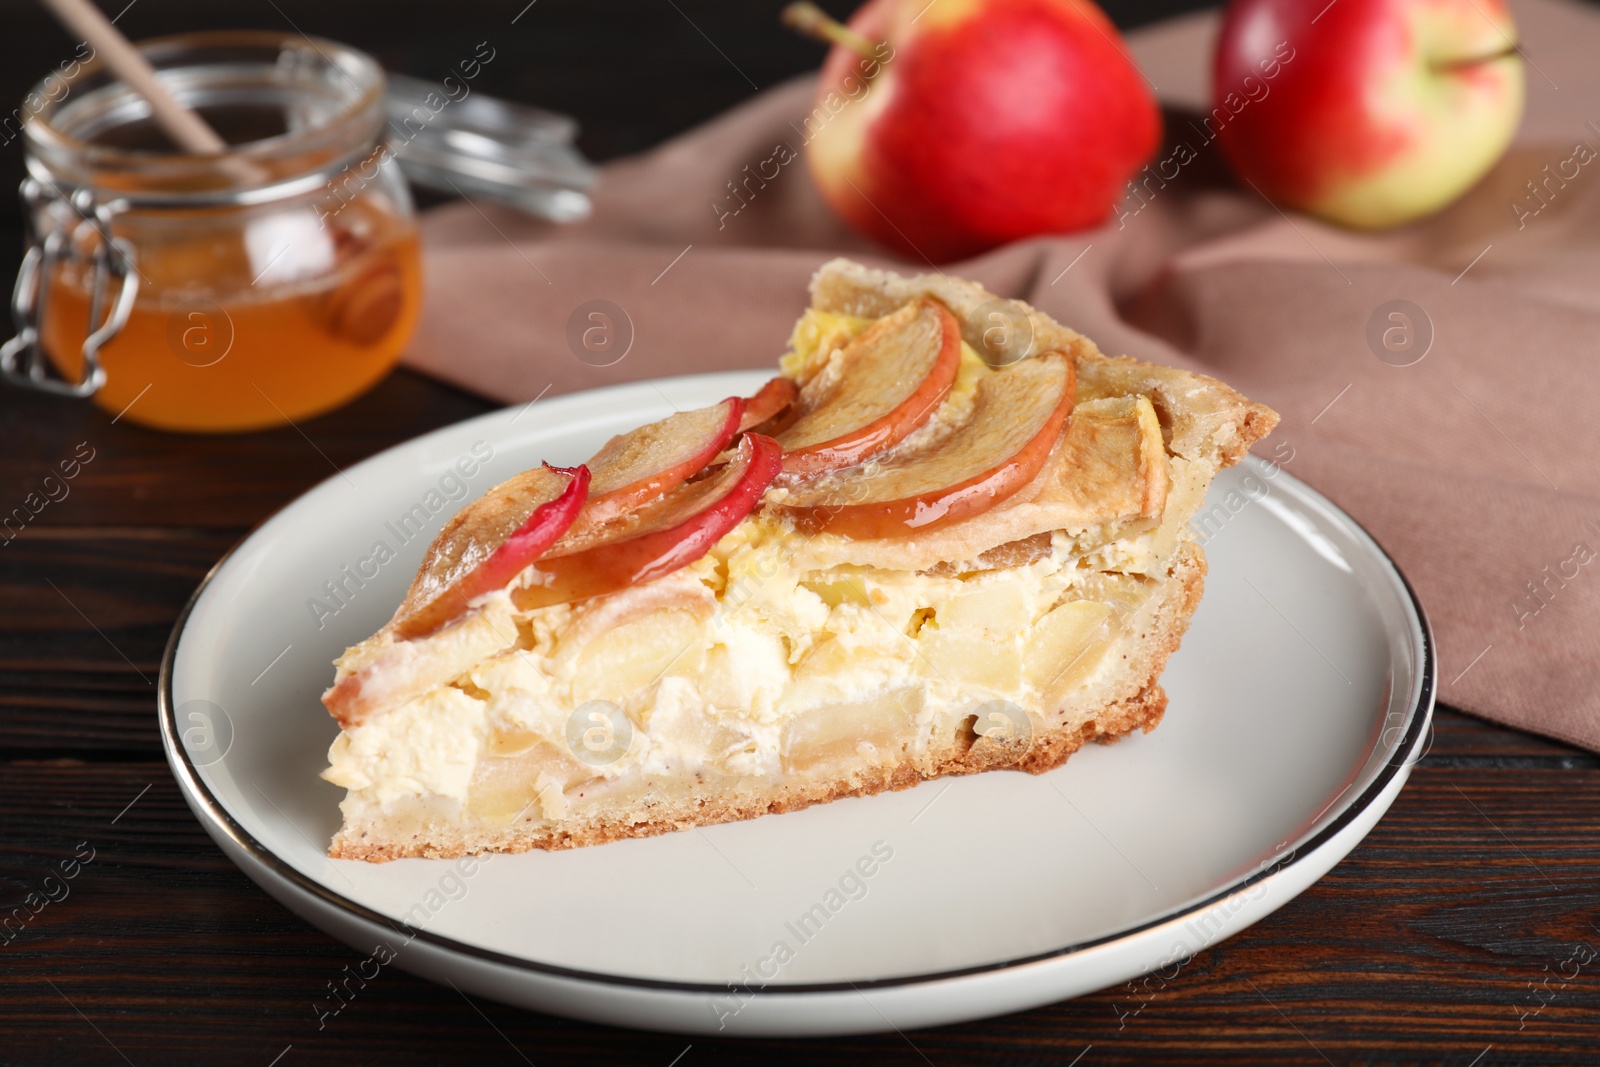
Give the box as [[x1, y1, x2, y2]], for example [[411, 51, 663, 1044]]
[[781, 2, 881, 62], [1431, 42, 1520, 72]]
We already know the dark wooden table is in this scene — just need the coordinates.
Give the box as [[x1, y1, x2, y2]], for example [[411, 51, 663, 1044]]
[[3, 1, 1599, 1064]]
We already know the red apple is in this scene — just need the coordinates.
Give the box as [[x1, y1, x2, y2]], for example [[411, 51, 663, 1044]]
[[780, 352, 1074, 537], [389, 463, 589, 640], [512, 433, 783, 611], [790, 0, 1159, 262], [777, 298, 960, 476], [1214, 0, 1524, 229]]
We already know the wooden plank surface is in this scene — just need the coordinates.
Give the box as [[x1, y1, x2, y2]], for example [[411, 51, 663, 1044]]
[[1, 759, 1597, 1065]]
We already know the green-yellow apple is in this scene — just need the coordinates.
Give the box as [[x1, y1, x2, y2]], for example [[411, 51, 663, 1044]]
[[792, 0, 1160, 262], [1214, 0, 1524, 229]]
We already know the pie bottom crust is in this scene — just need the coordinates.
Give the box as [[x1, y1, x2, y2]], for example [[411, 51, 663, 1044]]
[[328, 543, 1205, 862]]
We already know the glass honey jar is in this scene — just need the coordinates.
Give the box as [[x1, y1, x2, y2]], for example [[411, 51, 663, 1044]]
[[2, 32, 421, 432]]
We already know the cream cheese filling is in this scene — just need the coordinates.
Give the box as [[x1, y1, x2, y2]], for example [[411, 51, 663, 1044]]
[[324, 495, 1192, 812]]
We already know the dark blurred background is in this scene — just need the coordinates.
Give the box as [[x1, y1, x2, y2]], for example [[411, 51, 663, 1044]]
[[0, 0, 1220, 301]]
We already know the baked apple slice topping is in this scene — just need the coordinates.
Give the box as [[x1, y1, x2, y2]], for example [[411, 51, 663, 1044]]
[[513, 433, 784, 611], [776, 298, 961, 476], [327, 425, 773, 721], [390, 463, 590, 640], [777, 353, 1075, 539], [738, 376, 799, 435], [387, 398, 743, 641], [580, 397, 744, 524]]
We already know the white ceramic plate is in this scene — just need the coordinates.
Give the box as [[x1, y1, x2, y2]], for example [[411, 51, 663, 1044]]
[[161, 371, 1433, 1037]]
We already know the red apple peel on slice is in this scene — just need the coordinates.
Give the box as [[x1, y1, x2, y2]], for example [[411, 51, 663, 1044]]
[[581, 398, 745, 525], [777, 298, 961, 477], [331, 397, 745, 718], [325, 461, 591, 722], [778, 353, 1075, 539], [389, 463, 590, 641], [739, 376, 800, 435], [513, 433, 783, 611]]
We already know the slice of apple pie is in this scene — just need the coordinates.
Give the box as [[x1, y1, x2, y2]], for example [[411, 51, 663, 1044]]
[[321, 259, 1278, 861]]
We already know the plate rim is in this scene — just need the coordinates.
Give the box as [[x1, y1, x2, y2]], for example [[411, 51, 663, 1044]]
[[159, 373, 1437, 997]]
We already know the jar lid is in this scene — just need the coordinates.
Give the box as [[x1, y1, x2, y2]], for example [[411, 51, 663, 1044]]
[[384, 74, 596, 223]]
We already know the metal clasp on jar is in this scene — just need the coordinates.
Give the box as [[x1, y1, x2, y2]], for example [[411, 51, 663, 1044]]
[[0, 177, 139, 398]]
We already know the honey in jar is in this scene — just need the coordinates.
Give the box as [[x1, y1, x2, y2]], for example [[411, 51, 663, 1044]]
[[14, 32, 422, 432]]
